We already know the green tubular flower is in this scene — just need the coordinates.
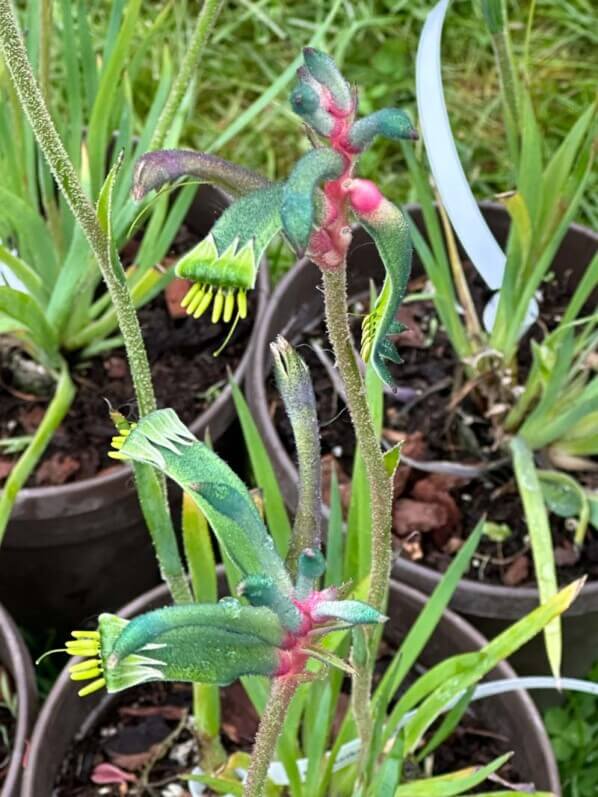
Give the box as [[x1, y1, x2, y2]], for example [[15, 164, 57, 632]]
[[65, 603, 285, 696], [348, 180, 412, 388], [281, 148, 345, 250], [175, 183, 284, 324], [109, 409, 292, 595]]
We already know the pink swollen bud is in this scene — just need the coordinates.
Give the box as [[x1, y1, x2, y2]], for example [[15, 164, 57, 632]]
[[348, 179, 383, 214]]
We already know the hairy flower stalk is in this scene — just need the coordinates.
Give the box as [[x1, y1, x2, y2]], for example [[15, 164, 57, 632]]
[[0, 0, 191, 603], [271, 337, 322, 574]]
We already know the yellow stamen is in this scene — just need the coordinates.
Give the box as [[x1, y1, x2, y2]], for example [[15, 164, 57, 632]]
[[66, 642, 99, 656], [71, 631, 100, 640], [186, 285, 206, 315], [211, 289, 224, 323], [70, 659, 101, 673], [78, 678, 106, 697], [71, 667, 103, 681], [237, 290, 247, 319], [111, 436, 125, 449], [194, 288, 213, 319], [223, 290, 235, 323], [180, 282, 200, 309], [108, 451, 127, 461]]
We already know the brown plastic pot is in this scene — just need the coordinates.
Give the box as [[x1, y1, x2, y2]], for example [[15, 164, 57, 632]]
[[0, 602, 37, 797], [22, 571, 560, 794], [0, 185, 269, 630], [246, 202, 598, 680]]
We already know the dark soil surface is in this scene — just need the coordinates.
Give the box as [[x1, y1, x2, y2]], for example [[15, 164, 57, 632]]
[[54, 671, 524, 795], [0, 275, 255, 489], [269, 267, 597, 588], [0, 666, 16, 786]]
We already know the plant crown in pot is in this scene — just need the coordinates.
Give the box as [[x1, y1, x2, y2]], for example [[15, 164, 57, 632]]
[[387, 0, 597, 677], [21, 41, 590, 795]]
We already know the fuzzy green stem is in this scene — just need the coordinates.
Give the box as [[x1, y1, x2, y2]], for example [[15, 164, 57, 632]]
[[322, 269, 393, 612], [149, 0, 224, 151], [0, 363, 74, 543], [0, 0, 191, 603], [244, 677, 299, 797]]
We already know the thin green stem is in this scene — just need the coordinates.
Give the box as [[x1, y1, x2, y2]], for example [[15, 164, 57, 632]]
[[322, 269, 393, 613], [0, 0, 191, 603], [244, 677, 299, 797], [0, 363, 74, 543], [149, 0, 224, 151]]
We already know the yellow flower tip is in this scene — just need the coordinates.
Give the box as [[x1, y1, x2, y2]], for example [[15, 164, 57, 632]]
[[71, 667, 103, 681], [71, 630, 100, 639], [111, 436, 126, 449], [108, 450, 127, 461], [185, 285, 206, 315], [223, 290, 235, 323], [193, 288, 214, 319], [211, 289, 225, 323], [78, 678, 106, 697], [180, 282, 200, 309], [237, 290, 247, 319], [69, 658, 101, 674]]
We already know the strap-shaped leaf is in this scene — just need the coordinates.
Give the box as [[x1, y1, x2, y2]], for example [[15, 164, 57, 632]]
[[351, 191, 412, 387], [111, 409, 292, 594], [132, 149, 269, 200], [0, 286, 59, 366], [281, 148, 344, 250]]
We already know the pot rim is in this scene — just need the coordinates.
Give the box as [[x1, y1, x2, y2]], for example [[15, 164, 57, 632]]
[[246, 202, 598, 617], [0, 601, 37, 797], [8, 207, 269, 521], [22, 573, 560, 795]]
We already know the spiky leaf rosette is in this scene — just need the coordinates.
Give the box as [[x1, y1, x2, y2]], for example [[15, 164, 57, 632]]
[[109, 409, 292, 594], [65, 602, 285, 695], [175, 183, 284, 323], [348, 180, 412, 387]]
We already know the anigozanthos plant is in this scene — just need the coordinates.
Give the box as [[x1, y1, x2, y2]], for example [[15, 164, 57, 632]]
[[132, 48, 417, 387], [59, 407, 385, 698]]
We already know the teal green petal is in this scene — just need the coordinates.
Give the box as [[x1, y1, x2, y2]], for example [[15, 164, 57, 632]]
[[281, 148, 344, 250], [352, 198, 412, 387], [111, 409, 292, 594], [348, 109, 418, 152], [311, 599, 387, 626]]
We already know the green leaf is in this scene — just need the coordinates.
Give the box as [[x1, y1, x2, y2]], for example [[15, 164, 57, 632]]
[[0, 186, 58, 280], [0, 286, 59, 365], [394, 753, 512, 796], [376, 519, 485, 715], [114, 408, 291, 594], [383, 444, 402, 477], [416, 687, 474, 761], [510, 437, 560, 678], [0, 243, 46, 303], [231, 381, 292, 560], [86, 0, 142, 197], [186, 774, 243, 796], [397, 579, 582, 752]]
